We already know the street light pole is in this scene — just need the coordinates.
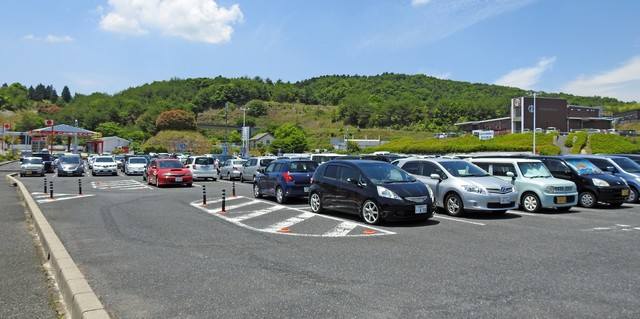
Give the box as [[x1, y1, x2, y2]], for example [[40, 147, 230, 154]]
[[532, 92, 537, 155], [224, 102, 229, 156], [74, 119, 78, 154], [242, 106, 247, 157]]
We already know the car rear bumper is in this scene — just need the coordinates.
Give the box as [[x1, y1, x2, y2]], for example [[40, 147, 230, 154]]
[[283, 184, 311, 198], [192, 171, 217, 179]]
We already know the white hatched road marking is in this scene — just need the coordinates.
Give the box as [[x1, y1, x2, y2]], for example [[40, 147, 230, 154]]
[[189, 196, 395, 238], [433, 214, 486, 226], [262, 212, 315, 233], [323, 221, 358, 237], [31, 192, 95, 204], [91, 179, 152, 190]]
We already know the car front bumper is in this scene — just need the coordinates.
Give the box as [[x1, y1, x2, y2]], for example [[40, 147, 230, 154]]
[[158, 175, 193, 185], [93, 168, 117, 175], [461, 192, 519, 212], [595, 186, 630, 203], [540, 192, 578, 208], [379, 198, 434, 221], [21, 169, 44, 176]]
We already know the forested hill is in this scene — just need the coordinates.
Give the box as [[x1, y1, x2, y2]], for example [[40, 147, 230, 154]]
[[1, 74, 635, 136]]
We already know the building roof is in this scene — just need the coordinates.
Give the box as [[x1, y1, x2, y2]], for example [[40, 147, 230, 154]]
[[567, 117, 614, 121], [454, 117, 510, 126], [249, 132, 273, 141], [30, 124, 96, 136]]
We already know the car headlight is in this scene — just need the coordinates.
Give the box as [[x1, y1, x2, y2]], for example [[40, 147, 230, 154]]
[[377, 186, 401, 200], [462, 184, 486, 194], [427, 185, 434, 203], [544, 186, 556, 193], [592, 178, 609, 187]]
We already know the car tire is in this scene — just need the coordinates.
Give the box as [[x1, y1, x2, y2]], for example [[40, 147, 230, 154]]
[[578, 191, 597, 208], [112, 172, 117, 176], [227, 172, 232, 181], [92, 171, 96, 176], [253, 184, 262, 198], [309, 192, 323, 213], [252, 175, 257, 184], [627, 187, 638, 203], [521, 192, 541, 213], [557, 206, 571, 212], [239, 174, 244, 182], [275, 186, 287, 204], [360, 200, 381, 225], [444, 193, 464, 217], [610, 202, 624, 208], [58, 173, 62, 177]]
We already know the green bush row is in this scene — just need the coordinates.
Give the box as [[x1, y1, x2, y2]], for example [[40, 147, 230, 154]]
[[568, 131, 588, 154], [589, 134, 640, 154]]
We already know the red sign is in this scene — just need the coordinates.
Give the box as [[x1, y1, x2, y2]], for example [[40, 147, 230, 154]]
[[45, 119, 54, 126], [2, 123, 9, 130]]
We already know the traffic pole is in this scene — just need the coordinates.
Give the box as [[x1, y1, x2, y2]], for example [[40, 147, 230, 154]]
[[202, 184, 207, 206], [78, 178, 82, 195], [44, 177, 47, 193], [49, 181, 53, 199], [221, 189, 226, 213], [232, 181, 236, 197]]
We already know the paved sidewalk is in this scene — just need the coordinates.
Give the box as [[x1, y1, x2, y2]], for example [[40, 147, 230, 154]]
[[0, 175, 56, 319]]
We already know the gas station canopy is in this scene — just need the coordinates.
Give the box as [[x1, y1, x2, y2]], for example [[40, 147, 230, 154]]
[[29, 124, 96, 137]]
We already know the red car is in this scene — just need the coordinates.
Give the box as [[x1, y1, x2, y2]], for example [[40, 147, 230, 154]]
[[146, 159, 193, 187]]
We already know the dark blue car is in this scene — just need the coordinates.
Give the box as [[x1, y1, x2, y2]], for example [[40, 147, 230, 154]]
[[253, 159, 318, 203]]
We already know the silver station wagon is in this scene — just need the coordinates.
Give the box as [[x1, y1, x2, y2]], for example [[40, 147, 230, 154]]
[[394, 158, 518, 216], [471, 158, 578, 213]]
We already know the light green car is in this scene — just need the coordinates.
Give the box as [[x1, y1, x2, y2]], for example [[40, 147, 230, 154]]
[[470, 158, 578, 213]]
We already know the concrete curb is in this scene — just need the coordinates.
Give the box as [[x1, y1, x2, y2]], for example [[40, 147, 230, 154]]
[[5, 173, 111, 319], [0, 160, 16, 166]]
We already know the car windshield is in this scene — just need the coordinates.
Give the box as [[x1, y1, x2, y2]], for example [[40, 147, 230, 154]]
[[96, 157, 114, 163], [115, 156, 124, 161], [611, 157, 640, 173], [25, 158, 43, 164], [565, 158, 603, 175], [288, 161, 318, 172], [129, 158, 147, 164], [158, 161, 183, 168], [440, 161, 489, 177], [360, 162, 415, 184], [260, 159, 274, 166], [61, 157, 81, 164], [518, 162, 552, 178], [231, 160, 247, 166]]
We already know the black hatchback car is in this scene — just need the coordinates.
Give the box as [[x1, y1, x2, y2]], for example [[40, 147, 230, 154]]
[[308, 160, 434, 225], [532, 156, 629, 208]]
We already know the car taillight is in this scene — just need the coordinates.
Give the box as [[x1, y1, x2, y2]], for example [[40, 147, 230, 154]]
[[283, 171, 294, 183]]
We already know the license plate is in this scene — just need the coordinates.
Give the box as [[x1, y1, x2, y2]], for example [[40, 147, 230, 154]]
[[556, 196, 567, 204], [622, 189, 629, 196], [500, 196, 510, 204], [415, 205, 428, 214], [175, 177, 183, 182], [30, 171, 36, 174], [303, 187, 310, 192]]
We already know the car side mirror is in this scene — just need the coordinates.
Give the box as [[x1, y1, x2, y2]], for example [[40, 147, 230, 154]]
[[346, 177, 359, 185], [430, 173, 441, 180], [357, 178, 368, 188]]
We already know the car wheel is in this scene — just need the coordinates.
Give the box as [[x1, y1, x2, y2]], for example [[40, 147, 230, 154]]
[[227, 172, 231, 181], [521, 192, 541, 213], [444, 193, 464, 217], [253, 184, 262, 198], [239, 174, 244, 182], [58, 173, 62, 177], [275, 187, 286, 204], [627, 187, 638, 203], [579, 191, 596, 208], [309, 192, 323, 213], [557, 206, 571, 212], [361, 200, 381, 225], [252, 175, 257, 184], [92, 171, 96, 176]]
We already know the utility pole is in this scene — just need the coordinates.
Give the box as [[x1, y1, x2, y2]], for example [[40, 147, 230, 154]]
[[74, 119, 78, 154], [224, 102, 229, 156]]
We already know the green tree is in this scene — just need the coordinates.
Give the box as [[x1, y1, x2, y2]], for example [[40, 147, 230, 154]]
[[155, 109, 197, 131], [61, 86, 72, 103], [14, 111, 44, 131], [270, 123, 308, 153], [228, 130, 242, 144], [95, 121, 123, 137], [246, 99, 268, 116], [346, 141, 361, 153], [33, 84, 46, 101]]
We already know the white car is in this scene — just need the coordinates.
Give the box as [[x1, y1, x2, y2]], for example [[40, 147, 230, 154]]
[[185, 156, 217, 181], [20, 157, 45, 177], [124, 157, 148, 175], [219, 159, 247, 180], [92, 156, 118, 176]]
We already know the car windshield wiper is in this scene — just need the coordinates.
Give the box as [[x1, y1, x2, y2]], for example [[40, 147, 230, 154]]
[[529, 175, 550, 178], [383, 180, 406, 184]]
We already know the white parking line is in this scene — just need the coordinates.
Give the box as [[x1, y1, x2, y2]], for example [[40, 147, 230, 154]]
[[262, 212, 316, 233], [224, 200, 262, 211], [433, 214, 486, 226], [229, 206, 285, 222], [323, 222, 358, 237]]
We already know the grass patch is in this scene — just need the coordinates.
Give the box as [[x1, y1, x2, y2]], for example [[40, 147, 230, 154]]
[[568, 131, 588, 154], [589, 134, 640, 154]]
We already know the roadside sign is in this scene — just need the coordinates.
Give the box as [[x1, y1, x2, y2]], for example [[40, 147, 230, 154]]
[[528, 105, 534, 113], [45, 119, 54, 126], [478, 130, 495, 140], [242, 126, 250, 141], [3, 123, 10, 130]]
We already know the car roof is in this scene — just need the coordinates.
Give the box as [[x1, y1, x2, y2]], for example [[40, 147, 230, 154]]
[[470, 158, 541, 163], [23, 157, 43, 160]]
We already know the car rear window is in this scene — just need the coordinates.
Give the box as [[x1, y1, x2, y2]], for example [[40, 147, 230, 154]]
[[95, 157, 114, 163], [195, 157, 214, 165], [159, 161, 183, 168], [26, 158, 43, 164], [129, 158, 147, 164], [61, 157, 81, 164], [288, 161, 318, 172], [260, 159, 274, 166]]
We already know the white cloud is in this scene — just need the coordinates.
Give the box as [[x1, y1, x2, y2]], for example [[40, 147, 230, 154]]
[[23, 34, 75, 43], [99, 0, 243, 44], [563, 56, 640, 102], [495, 56, 556, 89], [411, 0, 431, 7]]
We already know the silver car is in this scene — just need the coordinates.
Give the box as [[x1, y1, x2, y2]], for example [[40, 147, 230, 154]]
[[185, 156, 217, 181], [394, 158, 518, 216], [240, 156, 276, 183], [20, 157, 45, 177], [219, 159, 247, 180], [56, 155, 84, 177], [124, 157, 148, 175]]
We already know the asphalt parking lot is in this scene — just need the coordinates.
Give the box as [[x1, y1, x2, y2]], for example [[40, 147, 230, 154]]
[[7, 161, 640, 318]]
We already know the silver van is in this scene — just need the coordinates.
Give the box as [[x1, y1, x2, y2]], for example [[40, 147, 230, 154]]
[[471, 158, 578, 213], [240, 156, 277, 183], [394, 158, 518, 216]]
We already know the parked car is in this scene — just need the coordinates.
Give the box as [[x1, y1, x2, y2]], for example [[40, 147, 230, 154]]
[[219, 159, 248, 180], [613, 154, 640, 166], [56, 155, 84, 177], [19, 157, 45, 177], [576, 155, 640, 203], [395, 158, 517, 216], [471, 158, 578, 213], [114, 155, 125, 171], [32, 152, 54, 173], [308, 160, 434, 225], [532, 156, 630, 208], [240, 156, 276, 182], [124, 156, 148, 176], [310, 153, 346, 164], [254, 159, 318, 204], [146, 159, 193, 187], [185, 156, 217, 181], [91, 156, 118, 176]]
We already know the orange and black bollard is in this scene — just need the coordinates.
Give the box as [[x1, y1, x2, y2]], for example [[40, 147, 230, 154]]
[[232, 181, 236, 197], [49, 181, 53, 199]]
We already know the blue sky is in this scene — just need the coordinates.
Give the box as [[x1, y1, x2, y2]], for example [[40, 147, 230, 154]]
[[1, 0, 639, 101]]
